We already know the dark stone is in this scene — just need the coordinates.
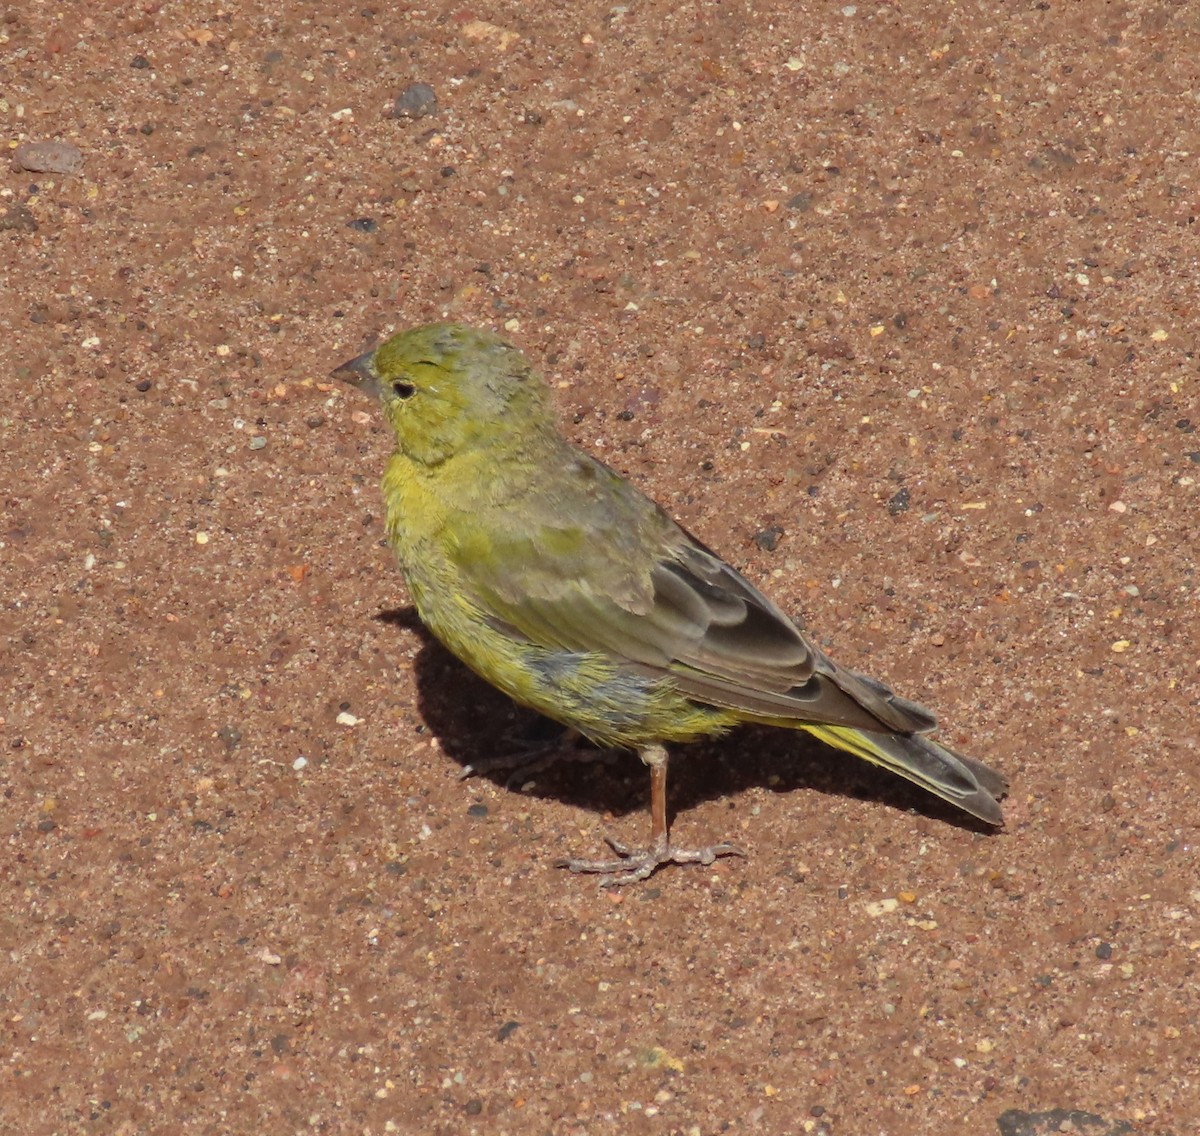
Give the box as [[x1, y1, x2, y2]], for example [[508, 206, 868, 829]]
[[996, 1108, 1133, 1136], [753, 525, 784, 552], [392, 82, 438, 119]]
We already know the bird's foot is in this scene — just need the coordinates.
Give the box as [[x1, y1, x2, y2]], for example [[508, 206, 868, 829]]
[[458, 730, 618, 790], [556, 832, 745, 886]]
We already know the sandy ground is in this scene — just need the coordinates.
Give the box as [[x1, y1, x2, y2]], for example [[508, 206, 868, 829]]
[[3, 1, 1198, 1133]]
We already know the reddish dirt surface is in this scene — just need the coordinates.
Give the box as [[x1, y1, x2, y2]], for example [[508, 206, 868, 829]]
[[3, 2, 1198, 1133]]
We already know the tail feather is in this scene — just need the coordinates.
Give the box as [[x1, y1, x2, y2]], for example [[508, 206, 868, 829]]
[[803, 724, 1007, 825]]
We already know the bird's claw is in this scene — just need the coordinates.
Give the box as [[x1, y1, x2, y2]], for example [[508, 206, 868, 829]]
[[555, 833, 745, 886]]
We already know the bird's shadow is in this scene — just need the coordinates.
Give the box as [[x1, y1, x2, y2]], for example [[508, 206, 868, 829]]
[[376, 607, 997, 834]]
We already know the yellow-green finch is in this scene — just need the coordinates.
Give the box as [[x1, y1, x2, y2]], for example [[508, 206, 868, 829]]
[[334, 323, 1007, 883]]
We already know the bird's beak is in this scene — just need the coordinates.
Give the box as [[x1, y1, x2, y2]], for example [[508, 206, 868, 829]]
[[331, 348, 381, 398]]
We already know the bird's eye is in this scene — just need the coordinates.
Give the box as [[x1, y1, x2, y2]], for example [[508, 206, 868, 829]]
[[391, 380, 416, 399]]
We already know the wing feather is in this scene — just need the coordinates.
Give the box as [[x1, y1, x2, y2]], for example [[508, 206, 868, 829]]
[[454, 450, 937, 736]]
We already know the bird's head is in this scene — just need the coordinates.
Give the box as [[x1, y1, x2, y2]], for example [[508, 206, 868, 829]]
[[333, 323, 554, 466]]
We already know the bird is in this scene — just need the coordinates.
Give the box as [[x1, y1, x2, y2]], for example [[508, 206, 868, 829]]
[[333, 322, 1007, 883]]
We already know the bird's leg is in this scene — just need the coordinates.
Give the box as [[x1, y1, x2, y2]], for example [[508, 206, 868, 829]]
[[557, 743, 745, 885], [457, 726, 618, 789]]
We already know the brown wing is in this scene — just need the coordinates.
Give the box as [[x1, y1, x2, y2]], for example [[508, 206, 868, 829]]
[[451, 450, 937, 737], [644, 538, 939, 734]]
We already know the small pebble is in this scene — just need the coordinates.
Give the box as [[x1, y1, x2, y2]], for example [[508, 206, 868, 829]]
[[248, 436, 267, 450], [14, 140, 84, 175], [753, 525, 784, 551], [865, 898, 899, 916], [392, 82, 438, 119]]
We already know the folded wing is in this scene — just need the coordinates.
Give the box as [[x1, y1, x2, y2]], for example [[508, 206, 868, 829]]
[[454, 452, 940, 737]]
